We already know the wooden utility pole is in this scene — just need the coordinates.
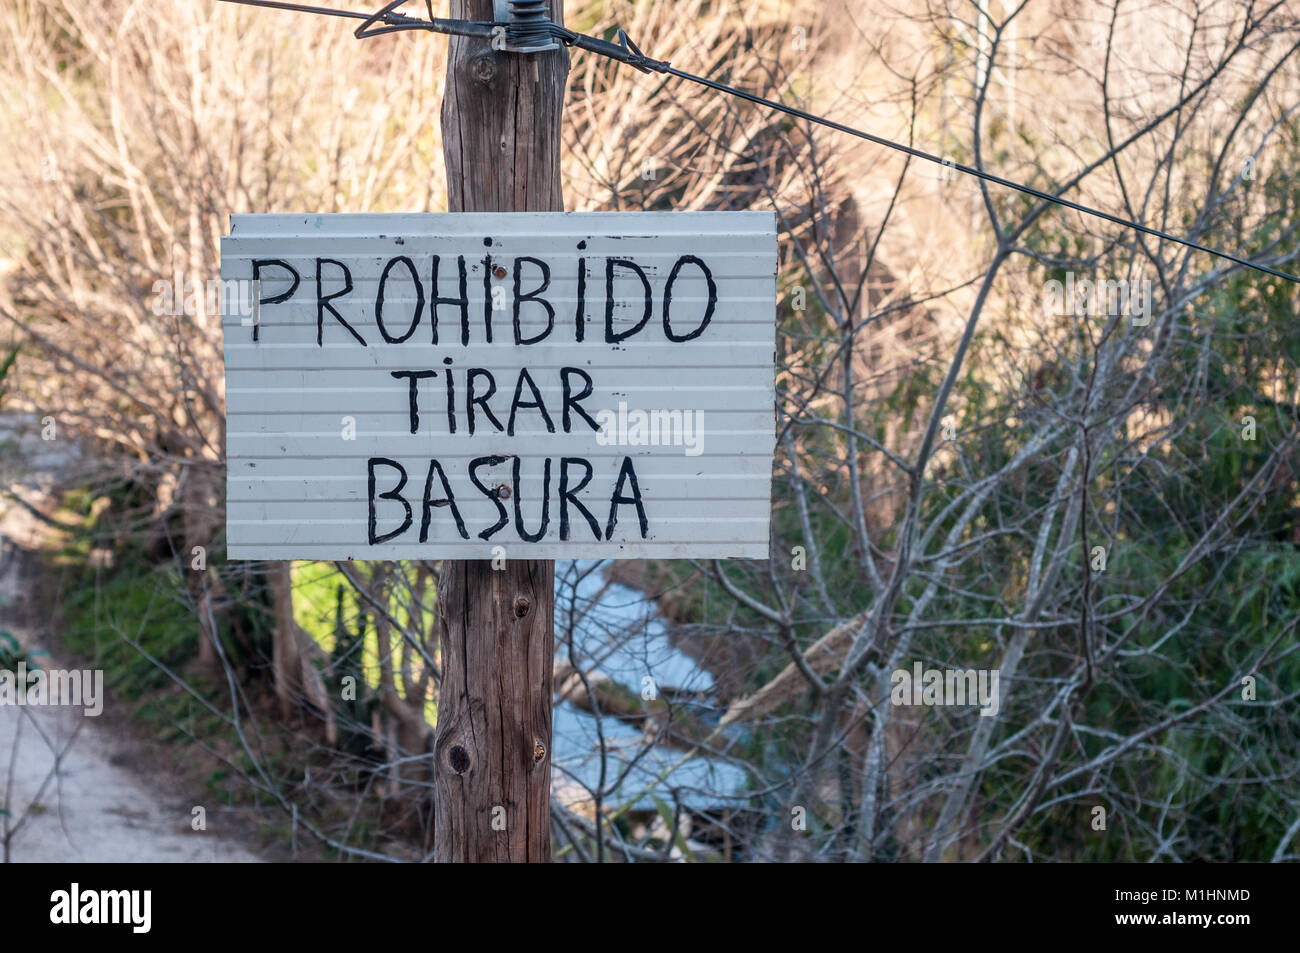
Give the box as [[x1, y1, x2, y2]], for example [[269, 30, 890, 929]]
[[434, 0, 567, 863]]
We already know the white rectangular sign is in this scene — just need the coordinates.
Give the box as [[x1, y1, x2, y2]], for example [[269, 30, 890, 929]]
[[219, 212, 776, 560]]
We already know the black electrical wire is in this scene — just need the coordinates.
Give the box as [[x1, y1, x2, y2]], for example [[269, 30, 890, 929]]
[[657, 64, 1299, 284], [215, 0, 1300, 285], [218, 0, 373, 20]]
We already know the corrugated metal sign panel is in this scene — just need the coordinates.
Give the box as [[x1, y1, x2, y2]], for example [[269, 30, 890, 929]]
[[219, 211, 776, 560]]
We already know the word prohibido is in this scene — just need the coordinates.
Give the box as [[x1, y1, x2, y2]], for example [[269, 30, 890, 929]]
[[245, 244, 719, 347]]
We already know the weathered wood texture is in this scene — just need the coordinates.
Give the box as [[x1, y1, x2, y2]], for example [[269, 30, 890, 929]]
[[434, 0, 567, 863], [434, 558, 554, 861], [442, 0, 568, 216]]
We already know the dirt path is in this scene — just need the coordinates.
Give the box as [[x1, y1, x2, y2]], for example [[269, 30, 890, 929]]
[[0, 431, 264, 862], [0, 694, 264, 862]]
